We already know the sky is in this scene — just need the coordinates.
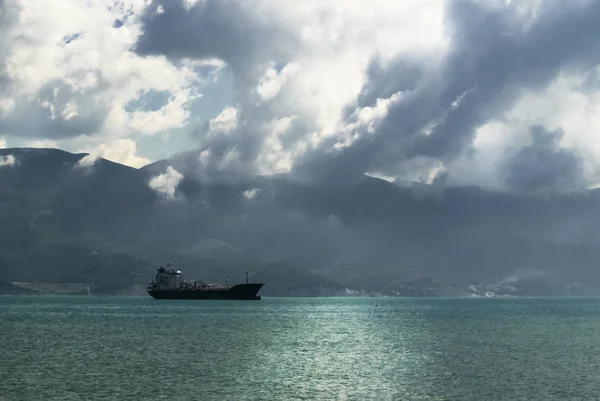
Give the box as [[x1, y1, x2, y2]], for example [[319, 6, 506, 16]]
[[1, 0, 600, 194]]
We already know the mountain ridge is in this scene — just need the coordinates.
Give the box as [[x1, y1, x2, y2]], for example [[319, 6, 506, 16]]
[[2, 147, 600, 296]]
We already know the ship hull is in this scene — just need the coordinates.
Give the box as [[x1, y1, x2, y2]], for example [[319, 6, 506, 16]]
[[148, 283, 264, 300]]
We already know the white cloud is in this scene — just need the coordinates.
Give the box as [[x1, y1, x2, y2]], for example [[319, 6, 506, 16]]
[[148, 166, 184, 199], [256, 62, 300, 101], [0, 155, 16, 167], [76, 139, 151, 168], [128, 88, 199, 136], [445, 72, 600, 190], [1, 0, 202, 144], [0, 98, 15, 118], [255, 0, 448, 138], [0, 138, 6, 149], [332, 92, 402, 151], [23, 139, 60, 149], [208, 107, 239, 136], [364, 171, 396, 183], [243, 188, 259, 199], [256, 116, 299, 175]]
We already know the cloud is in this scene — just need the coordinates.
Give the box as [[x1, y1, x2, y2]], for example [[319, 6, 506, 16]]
[[0, 0, 204, 145], [148, 165, 184, 199], [133, 0, 447, 184], [22, 139, 60, 149], [134, 0, 304, 181], [131, 0, 600, 194], [295, 0, 600, 189], [0, 154, 15, 167], [0, 138, 6, 149], [127, 88, 198, 136], [76, 139, 151, 168], [501, 125, 585, 194], [243, 188, 259, 200], [134, 0, 299, 80], [2, 0, 600, 195]]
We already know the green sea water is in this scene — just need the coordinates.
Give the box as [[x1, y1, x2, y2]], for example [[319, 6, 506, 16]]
[[2, 296, 600, 400]]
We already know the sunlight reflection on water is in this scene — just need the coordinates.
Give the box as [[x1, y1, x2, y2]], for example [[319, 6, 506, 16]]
[[2, 296, 600, 400]]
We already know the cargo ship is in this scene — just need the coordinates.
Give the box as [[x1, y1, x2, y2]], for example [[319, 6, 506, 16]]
[[147, 262, 264, 300]]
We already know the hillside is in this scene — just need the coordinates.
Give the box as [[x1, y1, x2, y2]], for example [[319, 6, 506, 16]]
[[2, 147, 600, 296]]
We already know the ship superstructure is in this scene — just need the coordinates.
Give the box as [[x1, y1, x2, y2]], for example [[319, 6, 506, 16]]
[[147, 262, 264, 300]]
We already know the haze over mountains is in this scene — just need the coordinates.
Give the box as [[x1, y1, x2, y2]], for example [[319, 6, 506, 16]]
[[2, 146, 600, 297]]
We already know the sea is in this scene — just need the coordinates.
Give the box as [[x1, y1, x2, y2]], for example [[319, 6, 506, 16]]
[[2, 296, 600, 400]]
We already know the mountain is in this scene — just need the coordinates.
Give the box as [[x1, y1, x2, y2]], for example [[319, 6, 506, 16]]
[[2, 147, 600, 296]]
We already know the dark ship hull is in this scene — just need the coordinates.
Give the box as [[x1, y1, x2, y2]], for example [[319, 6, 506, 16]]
[[148, 283, 264, 300]]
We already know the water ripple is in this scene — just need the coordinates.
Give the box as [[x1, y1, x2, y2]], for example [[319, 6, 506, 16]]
[[2, 296, 600, 400]]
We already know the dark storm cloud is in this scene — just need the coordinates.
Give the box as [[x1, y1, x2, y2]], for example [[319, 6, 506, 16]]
[[412, 0, 600, 159], [134, 0, 298, 82], [501, 125, 585, 194], [294, 0, 600, 188], [354, 54, 428, 110]]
